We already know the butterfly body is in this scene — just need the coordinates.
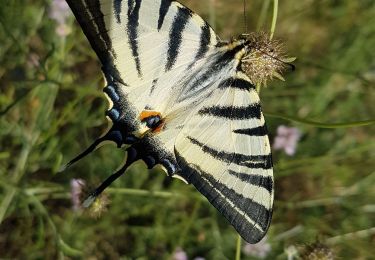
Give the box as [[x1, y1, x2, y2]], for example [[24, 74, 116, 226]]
[[65, 0, 275, 243]]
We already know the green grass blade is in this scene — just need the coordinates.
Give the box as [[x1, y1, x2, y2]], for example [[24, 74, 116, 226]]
[[265, 112, 375, 128]]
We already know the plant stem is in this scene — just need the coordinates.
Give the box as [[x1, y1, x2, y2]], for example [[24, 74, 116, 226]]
[[270, 0, 279, 39], [235, 235, 242, 260], [257, 0, 271, 31], [0, 143, 32, 224], [264, 112, 375, 128], [326, 227, 375, 245], [208, 0, 216, 30]]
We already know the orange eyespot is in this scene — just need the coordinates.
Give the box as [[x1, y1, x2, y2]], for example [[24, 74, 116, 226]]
[[139, 110, 162, 121], [139, 110, 165, 133]]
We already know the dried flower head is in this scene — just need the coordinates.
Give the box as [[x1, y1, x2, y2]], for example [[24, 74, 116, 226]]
[[87, 193, 110, 218], [75, 181, 111, 218], [241, 32, 294, 87], [300, 242, 335, 260]]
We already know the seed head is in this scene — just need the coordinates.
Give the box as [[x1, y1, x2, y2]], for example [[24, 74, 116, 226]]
[[241, 32, 294, 87]]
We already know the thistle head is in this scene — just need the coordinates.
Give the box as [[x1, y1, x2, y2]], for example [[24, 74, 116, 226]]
[[87, 193, 110, 218], [241, 32, 295, 87], [300, 241, 335, 260]]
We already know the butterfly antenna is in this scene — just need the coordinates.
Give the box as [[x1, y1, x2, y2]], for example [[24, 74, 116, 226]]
[[243, 0, 248, 33], [82, 146, 138, 207]]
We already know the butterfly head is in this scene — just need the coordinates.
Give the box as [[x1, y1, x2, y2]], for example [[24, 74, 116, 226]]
[[240, 32, 294, 87]]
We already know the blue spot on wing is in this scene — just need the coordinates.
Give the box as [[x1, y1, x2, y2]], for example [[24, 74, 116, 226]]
[[107, 108, 120, 121], [104, 85, 120, 102]]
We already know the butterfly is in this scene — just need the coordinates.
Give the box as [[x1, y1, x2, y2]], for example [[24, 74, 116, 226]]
[[64, 0, 281, 243]]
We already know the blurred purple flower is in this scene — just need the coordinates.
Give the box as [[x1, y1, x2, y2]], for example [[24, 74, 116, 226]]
[[70, 178, 85, 211], [243, 236, 271, 259], [273, 125, 301, 156], [49, 0, 71, 37], [172, 248, 188, 260]]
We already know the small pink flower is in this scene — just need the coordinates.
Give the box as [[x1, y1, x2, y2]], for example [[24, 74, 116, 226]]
[[49, 0, 70, 24], [172, 248, 188, 260], [273, 125, 301, 156], [56, 23, 72, 37], [243, 236, 271, 259], [49, 0, 71, 37], [70, 178, 85, 211]]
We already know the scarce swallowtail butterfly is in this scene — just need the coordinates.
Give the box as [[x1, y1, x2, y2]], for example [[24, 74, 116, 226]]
[[63, 0, 287, 243]]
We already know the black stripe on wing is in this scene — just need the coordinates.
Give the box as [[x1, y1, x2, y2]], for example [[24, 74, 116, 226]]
[[218, 78, 256, 91], [187, 137, 273, 169], [175, 151, 272, 243], [66, 0, 123, 83], [178, 45, 245, 102], [195, 23, 211, 60], [198, 104, 262, 120], [127, 0, 142, 77], [158, 0, 172, 30], [233, 125, 268, 136], [113, 0, 122, 23], [165, 6, 192, 71], [86, 0, 113, 54], [228, 170, 273, 193]]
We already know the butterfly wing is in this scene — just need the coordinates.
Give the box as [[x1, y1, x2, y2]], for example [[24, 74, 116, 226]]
[[67, 0, 273, 243], [66, 0, 218, 106], [171, 69, 273, 243]]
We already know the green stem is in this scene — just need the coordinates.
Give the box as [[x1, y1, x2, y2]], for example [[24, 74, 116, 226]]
[[0, 81, 58, 224], [257, 0, 271, 31], [208, 0, 216, 30], [273, 225, 304, 241], [28, 194, 83, 257], [25, 187, 65, 195], [278, 171, 375, 209], [270, 0, 279, 39], [107, 187, 177, 198], [264, 112, 375, 128], [256, 83, 261, 94], [0, 143, 32, 224], [177, 201, 201, 247], [326, 227, 375, 245], [107, 187, 206, 201], [235, 235, 242, 260]]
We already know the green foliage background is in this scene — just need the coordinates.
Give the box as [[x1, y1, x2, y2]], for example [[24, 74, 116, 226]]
[[0, 0, 374, 259]]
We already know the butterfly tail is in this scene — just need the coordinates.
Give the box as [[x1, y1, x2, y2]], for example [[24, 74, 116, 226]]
[[82, 146, 138, 207], [58, 137, 105, 172], [59, 128, 126, 172]]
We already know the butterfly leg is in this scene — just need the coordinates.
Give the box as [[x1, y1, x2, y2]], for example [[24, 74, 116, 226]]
[[82, 146, 138, 208]]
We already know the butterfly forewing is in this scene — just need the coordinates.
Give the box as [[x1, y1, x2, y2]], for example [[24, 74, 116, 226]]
[[66, 0, 274, 243]]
